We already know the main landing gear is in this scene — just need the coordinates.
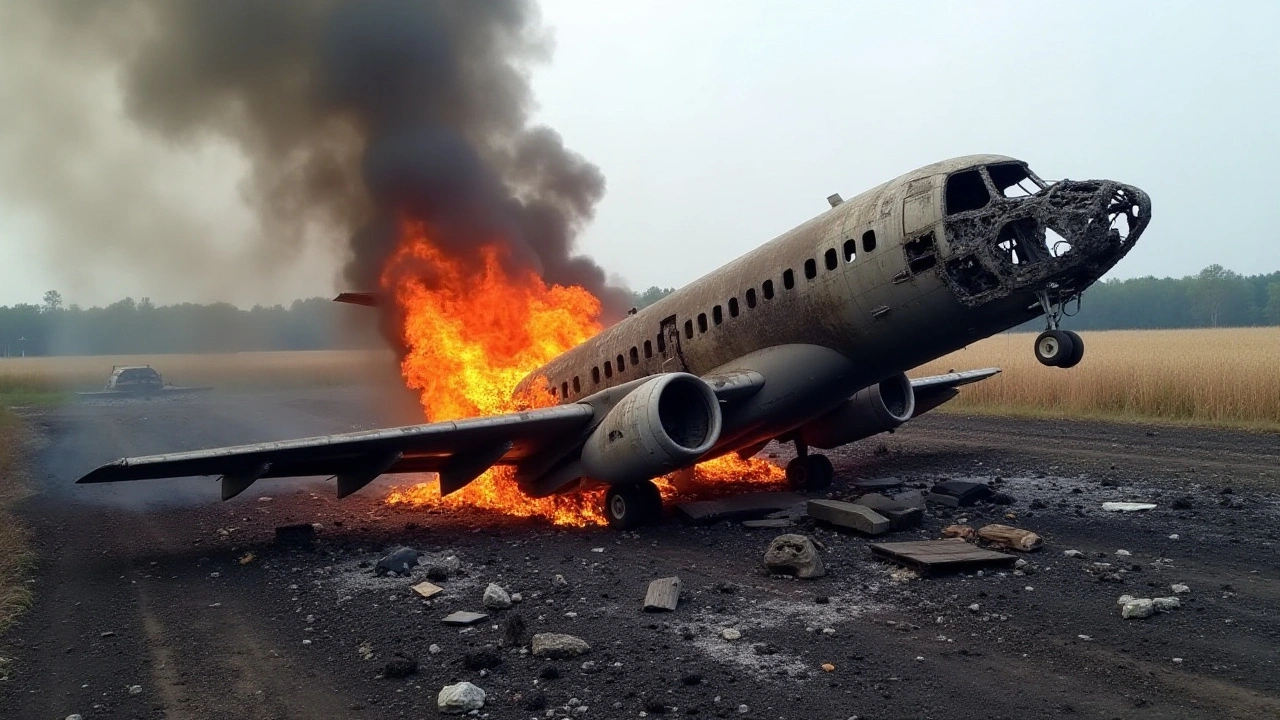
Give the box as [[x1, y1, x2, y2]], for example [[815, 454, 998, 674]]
[[1034, 290, 1085, 368], [786, 440, 833, 491], [604, 479, 663, 530]]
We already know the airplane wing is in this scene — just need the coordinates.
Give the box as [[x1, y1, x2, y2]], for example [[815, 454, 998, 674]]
[[909, 367, 1000, 417], [77, 404, 595, 500]]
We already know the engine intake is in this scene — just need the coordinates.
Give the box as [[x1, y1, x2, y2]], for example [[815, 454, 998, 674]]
[[799, 372, 916, 449], [580, 373, 722, 486]]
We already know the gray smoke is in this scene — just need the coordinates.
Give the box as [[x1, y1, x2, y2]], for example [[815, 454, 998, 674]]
[[0, 0, 631, 318]]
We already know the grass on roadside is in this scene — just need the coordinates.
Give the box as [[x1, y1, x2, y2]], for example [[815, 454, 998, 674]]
[[0, 406, 33, 652]]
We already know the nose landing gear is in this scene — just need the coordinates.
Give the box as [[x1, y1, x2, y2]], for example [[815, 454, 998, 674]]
[[1034, 290, 1085, 368]]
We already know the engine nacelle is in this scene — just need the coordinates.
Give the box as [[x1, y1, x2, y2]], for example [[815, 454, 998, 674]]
[[580, 373, 722, 486], [799, 372, 916, 449]]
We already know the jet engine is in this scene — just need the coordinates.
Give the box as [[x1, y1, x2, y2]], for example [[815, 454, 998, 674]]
[[798, 372, 916, 449], [580, 373, 722, 485]]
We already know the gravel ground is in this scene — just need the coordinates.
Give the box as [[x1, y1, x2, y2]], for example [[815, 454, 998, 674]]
[[1, 388, 1278, 720]]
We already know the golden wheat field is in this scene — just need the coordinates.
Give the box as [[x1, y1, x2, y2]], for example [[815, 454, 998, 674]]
[[0, 349, 397, 398], [911, 327, 1280, 430]]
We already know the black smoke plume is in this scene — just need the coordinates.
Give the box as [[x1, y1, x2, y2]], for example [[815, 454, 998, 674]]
[[0, 0, 630, 322]]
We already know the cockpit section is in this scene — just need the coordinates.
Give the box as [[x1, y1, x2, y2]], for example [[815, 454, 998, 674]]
[[937, 160, 1150, 312]]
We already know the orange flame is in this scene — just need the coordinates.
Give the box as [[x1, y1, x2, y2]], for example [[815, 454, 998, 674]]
[[381, 221, 782, 526]]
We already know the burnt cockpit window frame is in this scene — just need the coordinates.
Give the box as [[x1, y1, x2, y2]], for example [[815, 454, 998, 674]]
[[944, 168, 990, 215], [987, 162, 1046, 199]]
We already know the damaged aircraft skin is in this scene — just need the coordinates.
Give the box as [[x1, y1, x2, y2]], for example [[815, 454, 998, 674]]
[[79, 155, 1152, 529]]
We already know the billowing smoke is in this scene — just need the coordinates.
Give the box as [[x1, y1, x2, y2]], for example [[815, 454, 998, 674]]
[[0, 0, 630, 319]]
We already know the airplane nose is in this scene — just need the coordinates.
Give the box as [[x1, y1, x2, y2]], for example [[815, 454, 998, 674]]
[[1107, 182, 1151, 248]]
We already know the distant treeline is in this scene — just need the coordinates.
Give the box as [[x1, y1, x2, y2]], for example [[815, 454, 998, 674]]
[[2, 266, 1276, 356]]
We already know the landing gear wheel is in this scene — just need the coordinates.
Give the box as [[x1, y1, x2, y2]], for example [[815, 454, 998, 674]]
[[1060, 330, 1085, 368], [786, 454, 834, 491], [605, 482, 660, 530], [1034, 329, 1076, 368]]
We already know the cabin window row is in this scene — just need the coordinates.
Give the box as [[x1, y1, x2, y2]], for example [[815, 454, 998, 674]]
[[680, 229, 877, 340], [551, 229, 878, 398]]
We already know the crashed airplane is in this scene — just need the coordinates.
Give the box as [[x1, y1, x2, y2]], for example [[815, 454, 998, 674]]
[[78, 155, 1151, 528]]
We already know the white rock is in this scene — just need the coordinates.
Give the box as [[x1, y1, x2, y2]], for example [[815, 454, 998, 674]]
[[553, 574, 568, 588], [1171, 583, 1191, 594], [1102, 502, 1156, 512], [1115, 549, 1131, 557], [721, 628, 742, 641], [511, 592, 523, 603], [1172, 657, 1183, 663], [1116, 594, 1135, 607], [127, 685, 142, 695], [429, 644, 441, 654], [1063, 550, 1085, 558], [531, 633, 591, 659], [821, 628, 836, 635], [437, 681, 486, 714], [591, 547, 604, 553], [1168, 534, 1180, 540], [1014, 559, 1029, 569], [968, 603, 981, 613], [483, 583, 512, 610], [67, 715, 83, 720], [738, 705, 749, 714], [1152, 596, 1181, 611], [1121, 598, 1155, 619]]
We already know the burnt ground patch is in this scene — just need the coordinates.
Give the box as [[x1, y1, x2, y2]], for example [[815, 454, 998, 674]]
[[1, 389, 1277, 719]]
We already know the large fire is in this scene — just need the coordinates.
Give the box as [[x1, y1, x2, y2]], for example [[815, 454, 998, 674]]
[[381, 222, 782, 526]]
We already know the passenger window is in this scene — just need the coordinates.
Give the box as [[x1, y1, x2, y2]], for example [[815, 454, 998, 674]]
[[550, 386, 558, 399], [573, 377, 581, 393], [862, 230, 877, 252], [763, 279, 775, 299], [561, 381, 569, 398], [713, 305, 723, 325], [746, 288, 757, 308], [825, 248, 838, 271], [804, 259, 817, 279], [617, 354, 625, 372], [656, 332, 666, 353], [843, 239, 857, 262], [728, 297, 739, 317], [604, 361, 613, 378], [945, 169, 990, 214], [592, 367, 601, 384], [643, 340, 653, 359], [630, 347, 639, 365], [783, 269, 795, 289], [697, 313, 708, 333], [684, 320, 693, 339]]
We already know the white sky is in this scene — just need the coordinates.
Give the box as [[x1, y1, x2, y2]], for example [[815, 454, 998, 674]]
[[1, 0, 1277, 307]]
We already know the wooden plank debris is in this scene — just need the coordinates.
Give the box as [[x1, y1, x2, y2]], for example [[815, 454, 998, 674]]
[[977, 524, 1043, 552], [807, 499, 890, 535], [411, 581, 444, 599], [441, 611, 488, 626], [870, 539, 1017, 575], [676, 492, 805, 524], [642, 577, 682, 612]]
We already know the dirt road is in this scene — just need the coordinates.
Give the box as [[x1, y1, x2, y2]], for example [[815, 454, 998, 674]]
[[2, 389, 1277, 719]]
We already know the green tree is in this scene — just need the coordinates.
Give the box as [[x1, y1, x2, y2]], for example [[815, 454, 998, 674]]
[[1188, 264, 1251, 327], [1266, 282, 1280, 324], [42, 290, 63, 313], [633, 286, 675, 309]]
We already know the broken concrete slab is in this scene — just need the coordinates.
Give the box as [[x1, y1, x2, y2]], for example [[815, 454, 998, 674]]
[[410, 581, 443, 599], [676, 492, 805, 524], [742, 518, 795, 529], [807, 499, 890, 535], [763, 534, 825, 578], [927, 480, 993, 507], [851, 477, 904, 491], [441, 611, 488, 626], [852, 493, 923, 530], [870, 539, 1017, 575], [642, 577, 681, 612]]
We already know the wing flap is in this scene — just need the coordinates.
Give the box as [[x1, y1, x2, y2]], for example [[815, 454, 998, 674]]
[[910, 367, 1000, 417]]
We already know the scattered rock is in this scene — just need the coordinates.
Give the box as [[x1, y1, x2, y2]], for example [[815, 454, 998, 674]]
[[531, 633, 591, 659], [1121, 598, 1155, 619], [375, 547, 422, 577], [968, 603, 981, 613], [1168, 534, 1180, 541], [503, 613, 529, 647], [127, 685, 143, 695], [523, 691, 547, 711], [463, 648, 502, 670], [1115, 549, 1132, 557], [821, 663, 835, 672], [553, 574, 568, 588], [721, 628, 742, 641], [763, 534, 826, 579], [482, 583, 512, 610], [1102, 502, 1156, 513], [942, 525, 977, 541], [580, 660, 598, 673], [437, 681, 486, 714], [383, 652, 418, 679], [1171, 583, 1191, 594], [428, 644, 441, 654], [1063, 550, 1085, 558], [1152, 597, 1181, 611]]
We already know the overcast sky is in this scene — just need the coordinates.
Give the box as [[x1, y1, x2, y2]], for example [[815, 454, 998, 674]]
[[1, 1, 1276, 307]]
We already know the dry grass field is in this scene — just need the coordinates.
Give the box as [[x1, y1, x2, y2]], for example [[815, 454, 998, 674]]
[[0, 349, 397, 401], [0, 407, 32, 654], [912, 327, 1280, 431]]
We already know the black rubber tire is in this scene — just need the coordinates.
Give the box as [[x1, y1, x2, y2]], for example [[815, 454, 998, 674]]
[[1034, 329, 1076, 367], [786, 454, 834, 491], [635, 479, 664, 521], [605, 485, 648, 530], [1061, 330, 1085, 368]]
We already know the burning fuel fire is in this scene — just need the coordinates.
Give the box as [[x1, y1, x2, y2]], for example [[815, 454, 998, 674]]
[[382, 222, 783, 526]]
